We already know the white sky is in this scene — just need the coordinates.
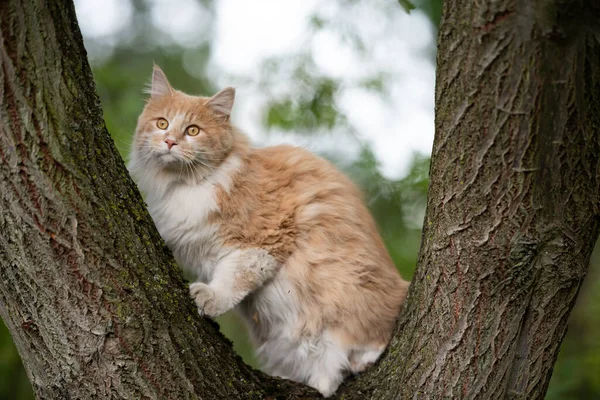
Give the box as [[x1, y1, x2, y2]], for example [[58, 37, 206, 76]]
[[74, 0, 435, 179]]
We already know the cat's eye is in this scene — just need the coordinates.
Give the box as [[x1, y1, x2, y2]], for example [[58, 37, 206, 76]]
[[157, 118, 169, 130], [186, 125, 200, 136]]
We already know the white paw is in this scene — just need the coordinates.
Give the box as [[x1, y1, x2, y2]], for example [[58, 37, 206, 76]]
[[310, 376, 340, 398], [189, 283, 224, 317]]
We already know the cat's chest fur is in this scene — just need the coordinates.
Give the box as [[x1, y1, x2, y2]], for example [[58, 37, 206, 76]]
[[146, 177, 225, 282], [141, 155, 243, 282]]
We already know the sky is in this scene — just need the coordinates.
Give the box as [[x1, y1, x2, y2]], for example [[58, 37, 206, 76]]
[[74, 0, 436, 179]]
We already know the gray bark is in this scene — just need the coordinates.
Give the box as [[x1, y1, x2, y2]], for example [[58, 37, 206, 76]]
[[0, 1, 314, 398], [0, 0, 598, 399], [341, 1, 600, 398]]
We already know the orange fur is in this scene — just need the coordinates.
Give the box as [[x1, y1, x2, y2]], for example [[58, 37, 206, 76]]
[[129, 66, 410, 397], [213, 143, 409, 345]]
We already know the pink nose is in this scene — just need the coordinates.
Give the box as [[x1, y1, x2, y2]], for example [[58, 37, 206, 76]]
[[165, 139, 177, 150]]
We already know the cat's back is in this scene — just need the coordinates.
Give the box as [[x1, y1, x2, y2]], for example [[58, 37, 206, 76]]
[[215, 144, 366, 262], [225, 144, 406, 346], [248, 144, 400, 268], [218, 144, 396, 271], [248, 144, 364, 205]]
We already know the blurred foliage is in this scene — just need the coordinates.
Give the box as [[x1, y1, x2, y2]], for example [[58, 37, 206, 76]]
[[0, 321, 31, 400], [414, 0, 443, 28], [266, 77, 341, 132], [546, 243, 600, 399], [398, 0, 417, 13], [0, 1, 598, 400]]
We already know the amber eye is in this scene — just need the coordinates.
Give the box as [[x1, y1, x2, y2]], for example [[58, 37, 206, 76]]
[[157, 118, 169, 130], [186, 125, 200, 136]]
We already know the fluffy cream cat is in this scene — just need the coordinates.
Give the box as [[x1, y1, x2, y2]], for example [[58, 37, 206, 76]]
[[129, 65, 410, 397]]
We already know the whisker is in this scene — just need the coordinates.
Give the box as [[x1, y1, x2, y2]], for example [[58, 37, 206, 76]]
[[127, 151, 154, 170]]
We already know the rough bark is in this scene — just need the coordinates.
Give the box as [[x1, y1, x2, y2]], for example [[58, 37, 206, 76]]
[[340, 0, 600, 399], [0, 1, 315, 399], [0, 0, 598, 400]]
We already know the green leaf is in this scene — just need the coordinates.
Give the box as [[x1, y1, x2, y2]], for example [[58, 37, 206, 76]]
[[398, 0, 416, 12]]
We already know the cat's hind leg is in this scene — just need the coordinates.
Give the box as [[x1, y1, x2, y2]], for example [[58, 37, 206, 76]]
[[303, 332, 350, 397], [348, 344, 386, 374]]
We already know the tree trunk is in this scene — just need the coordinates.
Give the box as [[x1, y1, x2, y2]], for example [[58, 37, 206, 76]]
[[0, 1, 315, 398], [0, 1, 598, 400], [340, 1, 600, 399]]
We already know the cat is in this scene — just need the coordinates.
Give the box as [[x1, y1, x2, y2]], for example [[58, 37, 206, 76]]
[[128, 65, 410, 397]]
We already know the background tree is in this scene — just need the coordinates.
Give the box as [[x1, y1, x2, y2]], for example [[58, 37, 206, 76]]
[[1, 0, 598, 399]]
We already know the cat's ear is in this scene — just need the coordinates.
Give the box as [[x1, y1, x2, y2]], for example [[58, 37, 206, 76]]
[[149, 64, 174, 97], [206, 87, 235, 119]]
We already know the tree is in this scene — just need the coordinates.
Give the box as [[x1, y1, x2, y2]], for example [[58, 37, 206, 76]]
[[0, 0, 598, 398]]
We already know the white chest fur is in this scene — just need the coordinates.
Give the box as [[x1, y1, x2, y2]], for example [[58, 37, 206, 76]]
[[149, 182, 221, 280], [138, 155, 242, 282]]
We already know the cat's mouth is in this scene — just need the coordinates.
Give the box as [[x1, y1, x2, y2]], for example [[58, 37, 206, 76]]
[[156, 150, 182, 165]]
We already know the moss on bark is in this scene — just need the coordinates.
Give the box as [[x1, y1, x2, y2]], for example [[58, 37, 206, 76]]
[[0, 0, 598, 399]]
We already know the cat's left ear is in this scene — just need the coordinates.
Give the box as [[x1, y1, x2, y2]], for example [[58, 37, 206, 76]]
[[206, 87, 235, 120]]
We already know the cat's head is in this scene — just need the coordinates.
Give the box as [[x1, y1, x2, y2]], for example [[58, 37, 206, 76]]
[[130, 65, 235, 181]]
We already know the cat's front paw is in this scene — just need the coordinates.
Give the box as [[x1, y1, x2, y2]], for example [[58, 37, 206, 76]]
[[189, 283, 225, 317]]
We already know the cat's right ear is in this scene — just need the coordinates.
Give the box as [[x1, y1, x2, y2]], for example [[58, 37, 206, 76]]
[[148, 64, 174, 97]]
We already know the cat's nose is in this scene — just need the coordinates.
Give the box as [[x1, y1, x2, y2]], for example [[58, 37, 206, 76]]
[[165, 139, 178, 150]]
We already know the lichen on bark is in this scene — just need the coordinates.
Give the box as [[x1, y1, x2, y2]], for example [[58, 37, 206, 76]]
[[0, 0, 599, 399]]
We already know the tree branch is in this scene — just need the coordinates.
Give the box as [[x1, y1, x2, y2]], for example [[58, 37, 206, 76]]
[[1, 1, 599, 399], [0, 1, 318, 398]]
